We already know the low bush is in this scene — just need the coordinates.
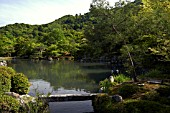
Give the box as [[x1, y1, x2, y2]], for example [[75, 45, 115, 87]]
[[0, 66, 16, 92], [27, 98, 49, 113], [92, 94, 113, 113], [140, 69, 165, 79], [118, 84, 139, 98], [114, 74, 131, 83], [112, 100, 170, 113], [11, 73, 30, 95], [99, 78, 116, 93], [141, 91, 159, 101], [158, 97, 170, 105], [0, 72, 11, 92], [0, 94, 21, 112], [156, 86, 170, 97], [0, 66, 16, 77]]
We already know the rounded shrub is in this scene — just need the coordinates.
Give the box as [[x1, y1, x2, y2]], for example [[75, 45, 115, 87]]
[[114, 74, 131, 83], [11, 73, 30, 95], [118, 84, 139, 98], [112, 100, 170, 113], [0, 66, 16, 77], [92, 94, 113, 113], [0, 72, 11, 92], [156, 86, 170, 97], [0, 66, 16, 92], [0, 94, 20, 112], [141, 91, 159, 101]]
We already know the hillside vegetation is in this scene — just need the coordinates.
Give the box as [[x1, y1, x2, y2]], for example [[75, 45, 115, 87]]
[[0, 0, 170, 78]]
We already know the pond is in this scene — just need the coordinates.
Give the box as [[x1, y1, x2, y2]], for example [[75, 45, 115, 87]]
[[8, 59, 111, 96]]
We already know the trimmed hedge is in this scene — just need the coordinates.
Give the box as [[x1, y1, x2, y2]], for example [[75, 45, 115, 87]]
[[0, 94, 20, 112], [0, 66, 16, 77], [0, 66, 30, 94], [11, 73, 30, 95], [0, 66, 16, 92], [0, 72, 11, 92]]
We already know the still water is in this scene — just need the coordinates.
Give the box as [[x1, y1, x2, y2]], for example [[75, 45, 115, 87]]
[[8, 59, 111, 96]]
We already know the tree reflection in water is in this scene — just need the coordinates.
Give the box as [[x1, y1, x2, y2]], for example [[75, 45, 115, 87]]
[[8, 59, 110, 95]]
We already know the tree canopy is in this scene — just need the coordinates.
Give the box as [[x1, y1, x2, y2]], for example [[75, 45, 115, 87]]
[[0, 0, 169, 78]]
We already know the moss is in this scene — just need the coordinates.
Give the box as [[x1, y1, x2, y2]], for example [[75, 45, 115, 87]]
[[156, 86, 170, 97], [112, 100, 170, 113], [118, 84, 139, 98], [92, 94, 113, 113]]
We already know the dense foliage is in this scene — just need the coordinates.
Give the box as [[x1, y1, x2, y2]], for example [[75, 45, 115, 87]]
[[11, 73, 30, 95], [93, 83, 170, 113], [0, 0, 169, 78], [0, 66, 30, 94], [0, 66, 16, 92], [0, 66, 31, 112], [0, 94, 21, 112]]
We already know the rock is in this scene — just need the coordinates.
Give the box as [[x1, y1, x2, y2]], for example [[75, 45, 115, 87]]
[[99, 87, 105, 93], [138, 83, 145, 86], [5, 92, 20, 98], [111, 95, 123, 102], [20, 94, 36, 103], [109, 76, 114, 83], [0, 60, 7, 66], [48, 57, 53, 61]]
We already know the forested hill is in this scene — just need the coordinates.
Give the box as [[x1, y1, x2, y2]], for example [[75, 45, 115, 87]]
[[0, 0, 170, 76], [0, 13, 92, 59]]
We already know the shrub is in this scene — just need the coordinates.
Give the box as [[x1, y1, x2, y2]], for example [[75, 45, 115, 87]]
[[0, 94, 21, 112], [158, 97, 170, 105], [99, 78, 117, 93], [156, 86, 170, 97], [114, 74, 131, 83], [0, 72, 11, 92], [140, 69, 162, 79], [0, 66, 16, 92], [112, 100, 170, 113], [11, 73, 30, 95], [27, 98, 49, 113], [141, 91, 159, 101], [118, 84, 139, 98], [0, 66, 16, 77], [92, 94, 113, 113]]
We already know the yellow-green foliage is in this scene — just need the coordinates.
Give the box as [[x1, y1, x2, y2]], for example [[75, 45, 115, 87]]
[[0, 66, 30, 94], [99, 78, 113, 93], [0, 66, 16, 77], [114, 74, 131, 83], [0, 94, 20, 112], [0, 72, 11, 92], [11, 73, 30, 95], [0, 66, 16, 92]]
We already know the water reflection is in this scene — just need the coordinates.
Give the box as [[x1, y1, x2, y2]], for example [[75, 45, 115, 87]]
[[8, 59, 111, 95]]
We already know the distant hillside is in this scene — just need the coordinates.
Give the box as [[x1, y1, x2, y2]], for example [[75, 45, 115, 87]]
[[0, 13, 92, 59]]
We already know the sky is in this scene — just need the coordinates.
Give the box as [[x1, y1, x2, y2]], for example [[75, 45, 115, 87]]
[[0, 0, 134, 27]]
